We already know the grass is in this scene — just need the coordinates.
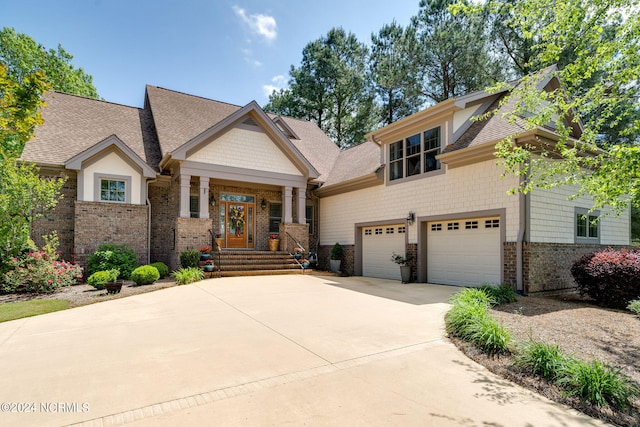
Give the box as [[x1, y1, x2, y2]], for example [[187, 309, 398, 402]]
[[0, 299, 70, 323]]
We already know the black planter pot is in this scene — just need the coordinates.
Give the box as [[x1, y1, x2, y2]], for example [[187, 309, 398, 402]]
[[105, 280, 123, 294]]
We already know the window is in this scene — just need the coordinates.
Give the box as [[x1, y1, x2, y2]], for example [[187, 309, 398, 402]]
[[190, 195, 199, 218], [100, 179, 125, 202], [386, 227, 395, 234], [306, 205, 314, 234], [448, 222, 459, 230], [485, 219, 500, 228], [389, 126, 441, 181], [375, 228, 383, 235], [269, 203, 282, 233], [398, 226, 406, 234], [465, 221, 478, 229], [431, 223, 442, 231], [576, 208, 599, 241], [365, 229, 372, 235], [389, 141, 403, 180]]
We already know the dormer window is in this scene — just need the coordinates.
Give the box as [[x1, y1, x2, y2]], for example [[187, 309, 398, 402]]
[[389, 126, 441, 181]]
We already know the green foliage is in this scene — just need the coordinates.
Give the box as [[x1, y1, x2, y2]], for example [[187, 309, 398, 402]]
[[446, 288, 511, 354], [179, 249, 200, 268], [330, 242, 344, 260], [479, 284, 517, 305], [150, 262, 169, 278], [171, 267, 204, 285], [627, 299, 640, 316], [87, 269, 119, 290], [515, 341, 571, 381], [0, 27, 98, 98], [130, 265, 160, 285], [0, 299, 69, 323], [0, 151, 65, 264], [1, 249, 83, 294], [558, 359, 640, 410], [0, 63, 49, 155], [265, 27, 377, 148], [87, 244, 137, 279]]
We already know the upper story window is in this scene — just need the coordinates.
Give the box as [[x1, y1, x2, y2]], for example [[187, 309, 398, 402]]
[[100, 179, 126, 202], [576, 208, 599, 243], [389, 126, 441, 181]]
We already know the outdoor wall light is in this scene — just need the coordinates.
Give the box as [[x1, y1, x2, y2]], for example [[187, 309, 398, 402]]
[[209, 195, 216, 206], [407, 211, 415, 224], [261, 199, 267, 210]]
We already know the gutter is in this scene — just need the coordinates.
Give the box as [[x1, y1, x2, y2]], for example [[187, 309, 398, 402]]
[[516, 167, 528, 295]]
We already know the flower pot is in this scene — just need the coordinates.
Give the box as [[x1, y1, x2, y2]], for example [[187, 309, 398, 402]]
[[400, 265, 411, 284], [105, 280, 123, 294], [200, 253, 211, 261], [329, 259, 341, 273], [302, 261, 310, 269], [268, 239, 280, 252], [204, 264, 215, 272]]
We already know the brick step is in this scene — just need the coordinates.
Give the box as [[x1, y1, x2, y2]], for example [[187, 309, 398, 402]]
[[219, 263, 300, 271], [218, 269, 312, 277]]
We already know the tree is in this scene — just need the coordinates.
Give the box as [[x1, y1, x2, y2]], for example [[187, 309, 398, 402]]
[[0, 27, 98, 99], [265, 28, 377, 148], [473, 0, 640, 213], [370, 22, 424, 125], [411, 0, 506, 104]]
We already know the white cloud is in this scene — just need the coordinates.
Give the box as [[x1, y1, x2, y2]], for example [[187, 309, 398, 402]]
[[262, 75, 287, 97], [232, 5, 277, 42]]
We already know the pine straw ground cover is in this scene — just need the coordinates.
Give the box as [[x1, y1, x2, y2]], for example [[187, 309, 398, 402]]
[[450, 292, 640, 427]]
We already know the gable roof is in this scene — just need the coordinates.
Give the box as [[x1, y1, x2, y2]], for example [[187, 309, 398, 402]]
[[20, 92, 161, 169]]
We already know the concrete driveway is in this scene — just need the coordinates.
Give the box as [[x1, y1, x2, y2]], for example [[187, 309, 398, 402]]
[[0, 275, 607, 427]]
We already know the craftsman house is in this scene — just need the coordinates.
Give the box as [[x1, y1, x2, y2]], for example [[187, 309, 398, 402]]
[[22, 69, 630, 293]]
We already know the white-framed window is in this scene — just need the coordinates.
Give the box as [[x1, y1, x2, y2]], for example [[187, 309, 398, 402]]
[[190, 195, 199, 218], [389, 126, 441, 181], [365, 229, 372, 235], [96, 174, 131, 204], [576, 208, 600, 242]]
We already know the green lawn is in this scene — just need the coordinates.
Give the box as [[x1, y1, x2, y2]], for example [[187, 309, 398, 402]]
[[0, 299, 70, 323]]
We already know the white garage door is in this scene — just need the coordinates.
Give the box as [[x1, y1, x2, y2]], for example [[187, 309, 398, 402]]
[[427, 217, 501, 287], [362, 224, 406, 280]]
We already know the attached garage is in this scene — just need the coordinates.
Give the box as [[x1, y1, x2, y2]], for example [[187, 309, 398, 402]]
[[362, 224, 406, 280], [426, 217, 501, 287]]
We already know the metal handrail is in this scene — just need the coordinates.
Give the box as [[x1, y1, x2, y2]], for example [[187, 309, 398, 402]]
[[285, 231, 307, 270]]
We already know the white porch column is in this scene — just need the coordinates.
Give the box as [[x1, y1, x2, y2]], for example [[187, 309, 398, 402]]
[[199, 177, 210, 219], [296, 187, 306, 224], [179, 174, 191, 218], [283, 186, 293, 223]]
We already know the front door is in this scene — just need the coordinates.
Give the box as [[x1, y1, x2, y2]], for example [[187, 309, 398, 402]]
[[226, 202, 254, 249]]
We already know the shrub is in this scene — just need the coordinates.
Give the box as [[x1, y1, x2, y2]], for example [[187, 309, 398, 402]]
[[627, 299, 640, 316], [570, 248, 640, 308], [87, 244, 138, 279], [130, 265, 160, 285], [87, 269, 119, 290], [515, 341, 572, 381], [330, 242, 343, 260], [150, 262, 169, 278], [179, 249, 200, 268], [172, 267, 204, 285], [558, 359, 640, 409], [445, 288, 511, 355], [479, 284, 517, 305], [1, 251, 83, 294]]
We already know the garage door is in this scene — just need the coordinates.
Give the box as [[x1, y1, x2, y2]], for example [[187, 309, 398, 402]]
[[362, 224, 406, 280], [427, 217, 501, 287]]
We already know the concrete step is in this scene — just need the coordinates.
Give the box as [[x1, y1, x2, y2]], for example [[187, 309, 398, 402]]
[[218, 269, 312, 277]]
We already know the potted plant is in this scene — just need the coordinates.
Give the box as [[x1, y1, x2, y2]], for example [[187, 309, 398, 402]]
[[391, 252, 413, 283], [330, 242, 343, 273], [200, 246, 212, 261], [103, 269, 122, 294], [268, 233, 280, 252], [203, 260, 215, 272], [293, 246, 304, 260]]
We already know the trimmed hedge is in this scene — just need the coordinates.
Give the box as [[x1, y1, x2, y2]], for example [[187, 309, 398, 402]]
[[150, 262, 169, 278], [87, 244, 138, 279], [130, 265, 160, 285], [179, 250, 200, 268], [571, 248, 640, 308]]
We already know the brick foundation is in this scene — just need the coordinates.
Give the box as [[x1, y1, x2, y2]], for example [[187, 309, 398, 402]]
[[173, 217, 214, 270], [318, 244, 354, 275], [73, 201, 149, 268]]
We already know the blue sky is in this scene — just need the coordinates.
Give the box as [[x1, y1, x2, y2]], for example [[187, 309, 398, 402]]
[[2, 0, 419, 108]]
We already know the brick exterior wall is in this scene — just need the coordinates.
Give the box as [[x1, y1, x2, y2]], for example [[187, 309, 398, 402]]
[[407, 243, 417, 282], [73, 201, 149, 268], [149, 179, 176, 267], [280, 223, 309, 254], [173, 218, 213, 270], [503, 242, 629, 294], [31, 170, 76, 260], [318, 244, 354, 275]]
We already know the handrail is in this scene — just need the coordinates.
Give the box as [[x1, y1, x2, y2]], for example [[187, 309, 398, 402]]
[[284, 231, 306, 270], [284, 231, 305, 253], [209, 229, 222, 276]]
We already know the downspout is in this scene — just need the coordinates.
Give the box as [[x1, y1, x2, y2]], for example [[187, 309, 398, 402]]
[[146, 177, 158, 265], [516, 167, 528, 295]]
